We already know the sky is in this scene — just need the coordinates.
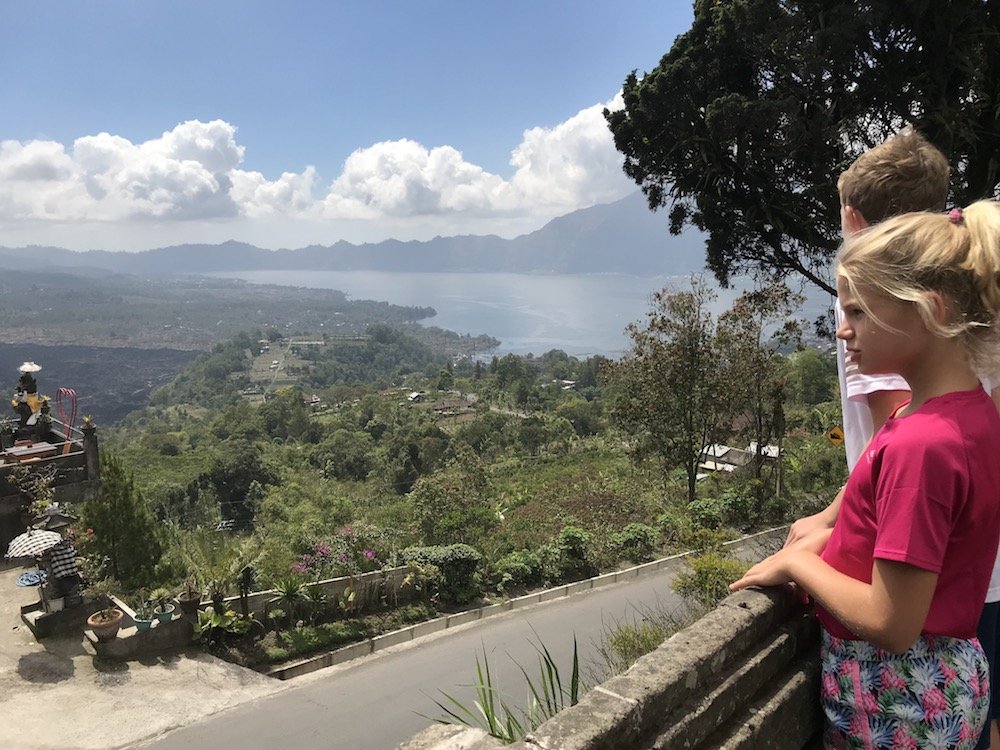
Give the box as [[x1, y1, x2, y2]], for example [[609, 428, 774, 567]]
[[0, 1, 694, 252]]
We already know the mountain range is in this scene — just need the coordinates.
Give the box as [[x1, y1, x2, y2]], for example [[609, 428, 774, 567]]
[[0, 192, 708, 277]]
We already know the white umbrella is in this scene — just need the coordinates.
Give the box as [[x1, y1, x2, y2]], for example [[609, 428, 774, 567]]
[[6, 529, 61, 558]]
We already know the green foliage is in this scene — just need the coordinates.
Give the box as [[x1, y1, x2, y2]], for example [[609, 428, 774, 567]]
[[605, 621, 668, 674], [200, 443, 278, 528], [538, 525, 598, 585], [610, 523, 659, 563], [784, 348, 837, 406], [259, 387, 317, 441], [77, 452, 163, 590], [408, 446, 497, 546], [491, 549, 543, 592], [672, 553, 749, 610], [430, 636, 580, 743], [312, 428, 375, 482], [606, 0, 1000, 294], [402, 544, 483, 605], [606, 279, 726, 502]]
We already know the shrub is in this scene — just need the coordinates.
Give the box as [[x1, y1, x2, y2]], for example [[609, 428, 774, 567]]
[[672, 553, 748, 610], [604, 620, 668, 673], [611, 523, 659, 563], [687, 495, 725, 530], [402, 544, 483, 604], [493, 549, 543, 592], [539, 525, 598, 586]]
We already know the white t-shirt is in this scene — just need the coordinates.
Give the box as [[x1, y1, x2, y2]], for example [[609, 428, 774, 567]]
[[835, 301, 1000, 602]]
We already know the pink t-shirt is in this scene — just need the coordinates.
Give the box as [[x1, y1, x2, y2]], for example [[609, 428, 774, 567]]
[[818, 387, 1000, 640]]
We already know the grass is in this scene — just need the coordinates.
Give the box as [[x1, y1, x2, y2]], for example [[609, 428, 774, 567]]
[[428, 634, 580, 743]]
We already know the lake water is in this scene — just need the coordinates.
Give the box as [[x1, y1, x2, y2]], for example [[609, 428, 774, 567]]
[[210, 270, 833, 358]]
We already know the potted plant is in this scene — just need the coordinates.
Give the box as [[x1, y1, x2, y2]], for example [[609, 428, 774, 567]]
[[84, 578, 124, 641], [131, 600, 155, 632], [86, 604, 124, 641], [149, 587, 176, 623], [175, 576, 202, 616]]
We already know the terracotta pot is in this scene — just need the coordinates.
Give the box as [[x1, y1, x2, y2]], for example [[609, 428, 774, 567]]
[[86, 608, 124, 642], [176, 592, 202, 616]]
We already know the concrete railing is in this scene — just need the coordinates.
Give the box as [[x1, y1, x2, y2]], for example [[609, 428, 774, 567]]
[[399, 587, 822, 750]]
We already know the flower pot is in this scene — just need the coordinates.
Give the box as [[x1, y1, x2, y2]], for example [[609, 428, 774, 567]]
[[87, 608, 124, 642], [176, 592, 202, 616], [134, 617, 153, 632], [154, 603, 176, 623]]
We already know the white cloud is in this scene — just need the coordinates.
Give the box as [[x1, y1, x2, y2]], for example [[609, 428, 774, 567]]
[[0, 98, 636, 248], [323, 139, 513, 219], [509, 93, 630, 211]]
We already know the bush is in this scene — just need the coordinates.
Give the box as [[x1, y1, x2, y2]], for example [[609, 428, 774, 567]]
[[687, 495, 725, 530], [672, 553, 748, 610], [402, 544, 483, 605], [539, 525, 598, 586], [492, 549, 543, 592], [611, 523, 659, 563], [604, 620, 668, 673]]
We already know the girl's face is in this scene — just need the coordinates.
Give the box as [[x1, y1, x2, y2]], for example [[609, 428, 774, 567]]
[[836, 275, 929, 377]]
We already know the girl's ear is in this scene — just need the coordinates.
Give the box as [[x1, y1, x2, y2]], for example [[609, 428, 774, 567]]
[[925, 290, 951, 326]]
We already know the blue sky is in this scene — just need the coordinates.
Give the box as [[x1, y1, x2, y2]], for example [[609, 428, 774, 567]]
[[1, 2, 693, 250]]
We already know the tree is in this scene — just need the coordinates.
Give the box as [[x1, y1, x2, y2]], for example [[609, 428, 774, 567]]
[[605, 279, 726, 502], [408, 446, 498, 546], [201, 444, 278, 528], [605, 0, 1000, 295], [79, 452, 163, 588], [716, 285, 801, 490]]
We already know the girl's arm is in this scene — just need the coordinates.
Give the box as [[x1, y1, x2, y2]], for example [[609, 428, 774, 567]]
[[731, 549, 937, 654]]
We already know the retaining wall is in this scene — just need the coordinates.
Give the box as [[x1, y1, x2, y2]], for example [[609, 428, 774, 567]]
[[398, 587, 822, 750]]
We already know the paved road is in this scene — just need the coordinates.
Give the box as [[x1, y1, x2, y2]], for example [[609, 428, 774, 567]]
[[135, 573, 688, 749], [135, 530, 781, 750]]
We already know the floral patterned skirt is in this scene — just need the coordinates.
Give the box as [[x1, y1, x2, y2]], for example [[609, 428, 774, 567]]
[[821, 630, 989, 749]]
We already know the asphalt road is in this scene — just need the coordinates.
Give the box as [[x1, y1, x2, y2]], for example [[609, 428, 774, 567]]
[[135, 531, 781, 750]]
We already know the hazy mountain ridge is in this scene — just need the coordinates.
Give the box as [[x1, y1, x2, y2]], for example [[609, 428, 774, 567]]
[[0, 192, 706, 277]]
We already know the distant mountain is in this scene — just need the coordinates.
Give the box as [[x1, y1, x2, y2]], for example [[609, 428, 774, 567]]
[[0, 192, 707, 277]]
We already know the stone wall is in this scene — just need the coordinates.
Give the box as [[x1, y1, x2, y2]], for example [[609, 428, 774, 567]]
[[399, 587, 822, 750]]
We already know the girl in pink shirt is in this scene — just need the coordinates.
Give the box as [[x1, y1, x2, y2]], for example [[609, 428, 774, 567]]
[[732, 201, 1000, 749]]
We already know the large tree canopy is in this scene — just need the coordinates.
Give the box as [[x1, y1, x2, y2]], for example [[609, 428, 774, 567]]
[[606, 0, 1000, 295]]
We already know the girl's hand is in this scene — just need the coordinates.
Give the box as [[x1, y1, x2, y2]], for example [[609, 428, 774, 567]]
[[729, 548, 798, 591]]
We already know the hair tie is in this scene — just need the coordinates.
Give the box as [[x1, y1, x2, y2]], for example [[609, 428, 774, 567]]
[[949, 207, 964, 225]]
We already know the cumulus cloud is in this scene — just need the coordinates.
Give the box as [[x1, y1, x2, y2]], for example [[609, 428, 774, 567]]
[[323, 139, 514, 219], [0, 97, 635, 247], [509, 93, 630, 211]]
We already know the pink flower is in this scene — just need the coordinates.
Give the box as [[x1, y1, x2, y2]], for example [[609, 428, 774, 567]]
[[313, 543, 331, 558], [959, 721, 976, 743], [879, 665, 907, 692], [86, 528, 94, 537], [363, 549, 376, 560], [822, 673, 840, 699], [338, 554, 348, 563], [921, 686, 948, 721], [291, 562, 308, 574], [892, 727, 918, 750]]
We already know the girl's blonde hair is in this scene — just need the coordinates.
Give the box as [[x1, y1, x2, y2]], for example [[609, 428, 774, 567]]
[[836, 200, 1000, 374]]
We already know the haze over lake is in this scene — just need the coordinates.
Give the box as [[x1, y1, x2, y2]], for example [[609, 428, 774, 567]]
[[210, 270, 834, 357]]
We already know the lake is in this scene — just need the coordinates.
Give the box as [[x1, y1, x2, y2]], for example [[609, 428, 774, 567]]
[[210, 270, 833, 357]]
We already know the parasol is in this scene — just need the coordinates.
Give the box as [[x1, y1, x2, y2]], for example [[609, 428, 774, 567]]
[[6, 529, 62, 558], [18, 361, 41, 373]]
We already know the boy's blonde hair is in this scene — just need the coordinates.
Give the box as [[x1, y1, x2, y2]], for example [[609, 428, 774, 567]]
[[837, 129, 950, 222], [837, 201, 1000, 373]]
